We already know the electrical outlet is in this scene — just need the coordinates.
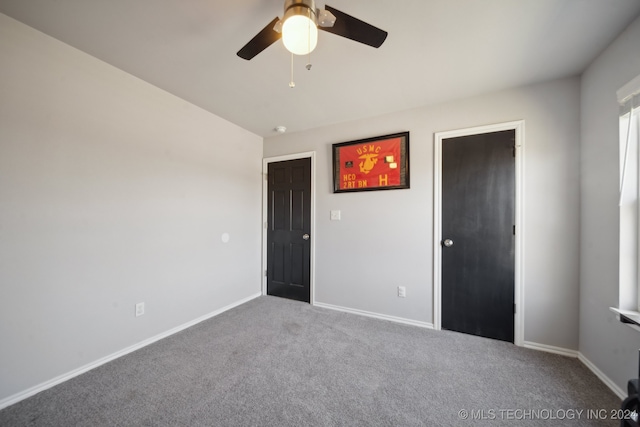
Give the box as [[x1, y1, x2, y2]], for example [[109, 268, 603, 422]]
[[135, 302, 145, 317], [330, 210, 341, 221], [397, 286, 406, 298]]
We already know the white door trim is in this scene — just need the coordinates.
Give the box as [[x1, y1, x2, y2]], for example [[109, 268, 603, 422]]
[[262, 152, 316, 304], [433, 121, 525, 346]]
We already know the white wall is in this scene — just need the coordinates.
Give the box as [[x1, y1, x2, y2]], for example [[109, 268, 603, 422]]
[[0, 13, 263, 403], [580, 15, 640, 392], [264, 76, 581, 350]]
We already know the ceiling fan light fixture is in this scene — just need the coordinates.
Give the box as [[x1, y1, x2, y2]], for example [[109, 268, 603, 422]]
[[237, 1, 387, 61], [281, 0, 318, 56]]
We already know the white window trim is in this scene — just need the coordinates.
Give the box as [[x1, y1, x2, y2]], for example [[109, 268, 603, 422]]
[[612, 74, 640, 330]]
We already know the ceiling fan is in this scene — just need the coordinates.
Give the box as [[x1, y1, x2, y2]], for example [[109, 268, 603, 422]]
[[237, 0, 388, 60]]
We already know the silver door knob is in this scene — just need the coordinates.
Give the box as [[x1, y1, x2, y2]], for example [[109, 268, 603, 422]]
[[443, 239, 454, 247], [302, 234, 310, 240]]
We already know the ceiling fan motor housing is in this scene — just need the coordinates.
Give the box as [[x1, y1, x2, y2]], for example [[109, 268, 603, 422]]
[[283, 0, 318, 24]]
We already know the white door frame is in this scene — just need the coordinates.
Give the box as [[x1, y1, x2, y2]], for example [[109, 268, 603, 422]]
[[262, 151, 316, 304], [433, 121, 525, 346]]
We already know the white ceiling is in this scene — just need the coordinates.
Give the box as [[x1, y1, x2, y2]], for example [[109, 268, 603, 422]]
[[1, 0, 639, 137]]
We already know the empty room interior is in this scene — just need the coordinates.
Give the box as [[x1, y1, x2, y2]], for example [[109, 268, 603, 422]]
[[2, 0, 640, 425]]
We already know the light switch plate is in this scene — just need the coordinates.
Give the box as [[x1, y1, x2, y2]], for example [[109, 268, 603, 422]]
[[330, 210, 341, 221]]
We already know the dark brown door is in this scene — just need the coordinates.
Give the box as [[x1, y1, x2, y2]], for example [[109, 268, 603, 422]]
[[441, 130, 515, 342], [267, 158, 311, 303]]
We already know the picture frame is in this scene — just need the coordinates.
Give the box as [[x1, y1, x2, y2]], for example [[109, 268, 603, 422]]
[[332, 132, 410, 193]]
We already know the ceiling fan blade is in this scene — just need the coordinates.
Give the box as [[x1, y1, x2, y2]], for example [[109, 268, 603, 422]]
[[319, 5, 387, 48], [237, 17, 282, 60]]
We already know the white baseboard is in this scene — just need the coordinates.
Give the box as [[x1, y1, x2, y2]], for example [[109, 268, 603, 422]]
[[314, 301, 434, 329], [0, 292, 261, 411], [315, 303, 626, 401], [578, 353, 626, 400], [2, 294, 627, 410], [523, 341, 579, 358], [504, 341, 626, 400], [314, 302, 628, 400]]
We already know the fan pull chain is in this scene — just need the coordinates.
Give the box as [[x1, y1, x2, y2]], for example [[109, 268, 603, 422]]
[[306, 9, 312, 71], [289, 52, 295, 88]]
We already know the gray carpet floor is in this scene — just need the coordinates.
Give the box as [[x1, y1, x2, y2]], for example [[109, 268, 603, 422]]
[[0, 296, 623, 426]]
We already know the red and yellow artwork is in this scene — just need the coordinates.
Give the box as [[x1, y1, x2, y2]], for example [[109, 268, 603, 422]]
[[333, 133, 409, 192]]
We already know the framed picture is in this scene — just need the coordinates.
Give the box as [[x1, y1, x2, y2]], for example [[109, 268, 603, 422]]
[[332, 132, 410, 193]]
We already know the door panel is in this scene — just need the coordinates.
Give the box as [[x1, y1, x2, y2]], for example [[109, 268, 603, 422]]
[[267, 158, 311, 303], [273, 191, 286, 230], [272, 243, 285, 283], [290, 243, 304, 285], [441, 130, 515, 342], [291, 190, 304, 230]]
